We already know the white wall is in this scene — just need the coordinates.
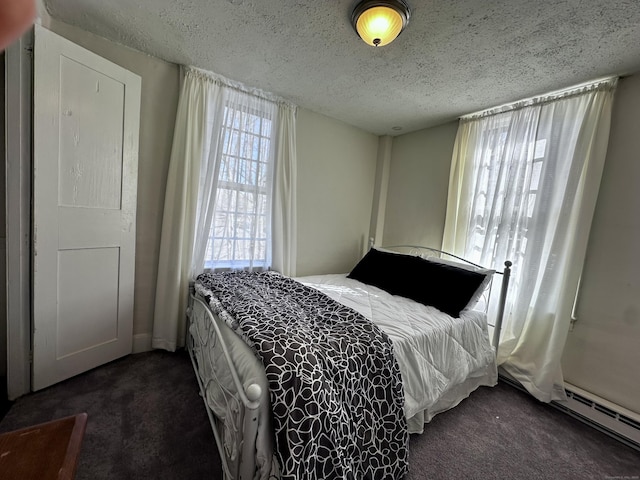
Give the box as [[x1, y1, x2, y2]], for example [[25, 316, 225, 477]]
[[382, 120, 458, 247], [296, 108, 379, 276], [561, 73, 640, 415], [44, 20, 180, 349]]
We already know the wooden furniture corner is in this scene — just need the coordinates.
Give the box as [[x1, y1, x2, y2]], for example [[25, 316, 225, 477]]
[[0, 412, 88, 479]]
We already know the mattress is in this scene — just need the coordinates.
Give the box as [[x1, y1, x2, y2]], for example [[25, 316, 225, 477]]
[[297, 274, 498, 433]]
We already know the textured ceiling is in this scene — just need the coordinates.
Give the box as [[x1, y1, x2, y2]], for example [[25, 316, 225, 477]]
[[44, 0, 640, 136]]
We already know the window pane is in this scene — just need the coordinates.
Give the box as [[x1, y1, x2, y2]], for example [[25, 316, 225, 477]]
[[530, 161, 542, 191], [239, 132, 249, 160], [527, 193, 536, 218], [260, 139, 271, 163], [216, 188, 235, 211], [204, 100, 275, 270], [251, 135, 260, 160], [257, 214, 266, 236], [261, 118, 272, 137], [229, 130, 240, 156], [534, 139, 547, 159]]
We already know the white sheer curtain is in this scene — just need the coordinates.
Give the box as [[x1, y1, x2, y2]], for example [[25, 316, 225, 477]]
[[192, 76, 278, 273], [442, 78, 617, 402], [153, 67, 297, 351], [272, 103, 298, 277]]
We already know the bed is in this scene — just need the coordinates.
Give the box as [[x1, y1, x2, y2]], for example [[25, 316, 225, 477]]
[[186, 246, 512, 480]]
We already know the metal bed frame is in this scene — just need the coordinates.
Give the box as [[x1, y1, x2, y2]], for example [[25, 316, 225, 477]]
[[186, 246, 512, 480], [186, 293, 265, 480]]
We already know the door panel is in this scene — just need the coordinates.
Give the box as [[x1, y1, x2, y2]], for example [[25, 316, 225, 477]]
[[58, 55, 124, 209], [57, 248, 121, 358], [32, 25, 141, 390]]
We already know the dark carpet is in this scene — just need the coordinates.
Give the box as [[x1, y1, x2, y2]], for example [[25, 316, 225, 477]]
[[1, 351, 638, 479]]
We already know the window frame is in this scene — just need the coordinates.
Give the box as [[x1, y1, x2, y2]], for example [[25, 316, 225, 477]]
[[203, 101, 276, 271]]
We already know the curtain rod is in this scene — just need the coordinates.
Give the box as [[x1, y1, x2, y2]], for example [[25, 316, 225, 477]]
[[461, 76, 618, 122], [182, 65, 296, 109]]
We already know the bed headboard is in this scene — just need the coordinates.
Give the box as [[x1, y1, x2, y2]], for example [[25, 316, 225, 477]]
[[374, 243, 512, 353]]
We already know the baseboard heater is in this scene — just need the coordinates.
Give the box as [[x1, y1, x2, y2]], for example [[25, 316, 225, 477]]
[[498, 374, 640, 452], [558, 383, 640, 452]]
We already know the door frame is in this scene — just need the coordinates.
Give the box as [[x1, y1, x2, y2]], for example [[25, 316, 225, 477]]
[[5, 30, 33, 400]]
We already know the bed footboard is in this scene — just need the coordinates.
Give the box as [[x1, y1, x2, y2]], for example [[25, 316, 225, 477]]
[[186, 284, 265, 480]]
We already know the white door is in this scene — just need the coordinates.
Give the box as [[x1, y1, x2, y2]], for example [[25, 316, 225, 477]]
[[32, 25, 141, 390]]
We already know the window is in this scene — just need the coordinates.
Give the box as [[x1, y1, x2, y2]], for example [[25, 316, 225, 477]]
[[153, 67, 297, 350], [204, 102, 275, 271], [467, 116, 548, 273], [443, 78, 617, 402]]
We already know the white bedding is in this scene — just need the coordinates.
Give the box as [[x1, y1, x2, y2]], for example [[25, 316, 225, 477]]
[[297, 274, 497, 433]]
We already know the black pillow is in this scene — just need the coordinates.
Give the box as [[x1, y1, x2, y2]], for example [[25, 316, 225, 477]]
[[348, 249, 485, 318], [347, 248, 400, 292]]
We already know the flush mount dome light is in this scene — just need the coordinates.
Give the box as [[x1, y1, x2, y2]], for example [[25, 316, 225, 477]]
[[351, 0, 411, 47]]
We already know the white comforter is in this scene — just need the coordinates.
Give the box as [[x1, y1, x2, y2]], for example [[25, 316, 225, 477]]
[[297, 274, 497, 433]]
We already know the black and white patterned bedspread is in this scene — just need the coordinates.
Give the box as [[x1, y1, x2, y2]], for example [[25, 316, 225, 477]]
[[196, 271, 409, 480]]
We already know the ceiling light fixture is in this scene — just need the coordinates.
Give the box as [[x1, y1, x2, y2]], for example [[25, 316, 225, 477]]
[[351, 0, 411, 47]]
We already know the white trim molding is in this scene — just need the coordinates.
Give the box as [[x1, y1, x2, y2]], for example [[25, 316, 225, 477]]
[[5, 30, 33, 400], [132, 333, 153, 354]]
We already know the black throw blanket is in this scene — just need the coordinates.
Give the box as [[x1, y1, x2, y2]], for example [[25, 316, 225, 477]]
[[196, 271, 408, 480]]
